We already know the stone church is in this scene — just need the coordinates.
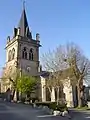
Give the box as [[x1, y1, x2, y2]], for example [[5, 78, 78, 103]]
[[1, 7, 41, 94], [1, 6, 81, 107]]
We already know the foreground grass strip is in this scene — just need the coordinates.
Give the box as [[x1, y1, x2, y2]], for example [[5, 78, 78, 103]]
[[75, 106, 90, 111]]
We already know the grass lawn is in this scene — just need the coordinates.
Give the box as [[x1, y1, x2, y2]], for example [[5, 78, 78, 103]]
[[75, 106, 90, 111]]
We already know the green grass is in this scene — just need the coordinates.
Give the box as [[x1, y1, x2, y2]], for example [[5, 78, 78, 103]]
[[75, 106, 90, 111]]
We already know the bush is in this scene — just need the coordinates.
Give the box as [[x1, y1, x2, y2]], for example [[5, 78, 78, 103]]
[[0, 93, 6, 99], [21, 97, 25, 103], [29, 97, 39, 103], [35, 101, 67, 112], [49, 102, 67, 112], [35, 102, 47, 106], [25, 97, 30, 102]]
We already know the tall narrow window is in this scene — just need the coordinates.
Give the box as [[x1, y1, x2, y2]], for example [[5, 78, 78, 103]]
[[8, 50, 12, 61], [29, 48, 33, 60], [22, 47, 27, 59], [12, 48, 15, 59]]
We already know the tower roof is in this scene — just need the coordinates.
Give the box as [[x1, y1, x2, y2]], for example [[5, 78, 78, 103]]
[[18, 8, 32, 38]]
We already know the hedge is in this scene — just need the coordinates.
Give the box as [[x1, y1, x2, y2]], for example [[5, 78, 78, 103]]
[[35, 101, 67, 112]]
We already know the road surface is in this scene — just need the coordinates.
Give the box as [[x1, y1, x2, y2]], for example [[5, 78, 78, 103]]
[[0, 101, 90, 120], [0, 101, 70, 120], [69, 108, 90, 120]]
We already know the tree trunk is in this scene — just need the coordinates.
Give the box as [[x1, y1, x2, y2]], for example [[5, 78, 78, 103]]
[[13, 90, 17, 102], [81, 90, 84, 106], [12, 89, 15, 100], [77, 85, 82, 107], [51, 87, 55, 102], [48, 87, 52, 101], [57, 87, 59, 105]]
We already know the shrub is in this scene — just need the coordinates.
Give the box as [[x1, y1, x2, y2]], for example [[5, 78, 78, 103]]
[[35, 101, 67, 112], [21, 97, 25, 103], [49, 102, 67, 111]]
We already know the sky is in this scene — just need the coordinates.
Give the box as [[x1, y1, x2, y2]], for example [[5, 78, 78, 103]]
[[0, 0, 90, 72]]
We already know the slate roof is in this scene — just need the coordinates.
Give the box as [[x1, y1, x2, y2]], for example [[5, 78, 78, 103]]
[[38, 71, 50, 77], [18, 8, 32, 39]]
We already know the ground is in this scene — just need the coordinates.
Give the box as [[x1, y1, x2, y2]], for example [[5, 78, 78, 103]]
[[0, 100, 90, 120], [0, 101, 69, 120], [69, 108, 90, 120]]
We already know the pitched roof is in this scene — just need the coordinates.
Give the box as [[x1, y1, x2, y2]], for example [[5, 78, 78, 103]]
[[38, 71, 50, 77], [38, 68, 74, 80], [18, 8, 32, 39]]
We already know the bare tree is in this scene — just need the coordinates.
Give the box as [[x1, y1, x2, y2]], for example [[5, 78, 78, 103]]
[[42, 43, 90, 107], [63, 43, 90, 107], [42, 48, 69, 104]]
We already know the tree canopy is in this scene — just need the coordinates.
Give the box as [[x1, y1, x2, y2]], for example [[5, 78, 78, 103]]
[[17, 74, 37, 94]]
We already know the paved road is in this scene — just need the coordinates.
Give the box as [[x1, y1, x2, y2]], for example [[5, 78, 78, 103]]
[[1, 101, 90, 120], [0, 101, 70, 120], [69, 108, 90, 120]]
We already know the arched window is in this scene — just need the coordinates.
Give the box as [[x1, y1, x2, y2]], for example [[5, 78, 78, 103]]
[[8, 50, 12, 61], [29, 48, 33, 60], [12, 48, 15, 59], [22, 47, 27, 59]]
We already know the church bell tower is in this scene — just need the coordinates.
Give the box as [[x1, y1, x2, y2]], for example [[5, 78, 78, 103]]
[[5, 6, 41, 76]]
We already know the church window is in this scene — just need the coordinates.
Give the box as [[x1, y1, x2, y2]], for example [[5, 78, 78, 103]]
[[8, 50, 12, 61], [12, 48, 15, 59], [22, 47, 27, 59], [29, 48, 33, 60]]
